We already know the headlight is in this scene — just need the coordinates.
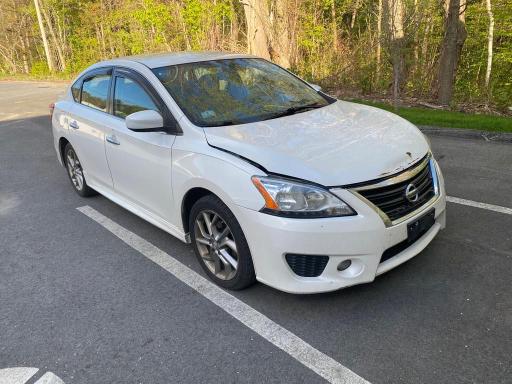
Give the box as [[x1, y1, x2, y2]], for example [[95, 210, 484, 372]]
[[251, 176, 356, 218]]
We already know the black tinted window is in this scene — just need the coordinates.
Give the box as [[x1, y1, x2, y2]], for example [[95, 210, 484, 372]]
[[113, 77, 158, 119], [71, 81, 81, 102], [81, 74, 110, 112]]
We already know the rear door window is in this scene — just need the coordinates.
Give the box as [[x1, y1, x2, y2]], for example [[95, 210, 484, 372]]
[[81, 74, 111, 112]]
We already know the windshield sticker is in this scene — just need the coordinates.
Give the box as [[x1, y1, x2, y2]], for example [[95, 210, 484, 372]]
[[201, 110, 216, 119]]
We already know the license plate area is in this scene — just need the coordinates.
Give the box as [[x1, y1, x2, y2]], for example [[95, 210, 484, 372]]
[[407, 208, 435, 243]]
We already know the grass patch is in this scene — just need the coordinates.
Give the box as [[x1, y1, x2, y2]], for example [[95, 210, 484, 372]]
[[350, 99, 512, 133]]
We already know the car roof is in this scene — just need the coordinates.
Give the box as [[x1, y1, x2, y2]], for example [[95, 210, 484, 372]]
[[101, 51, 258, 69]]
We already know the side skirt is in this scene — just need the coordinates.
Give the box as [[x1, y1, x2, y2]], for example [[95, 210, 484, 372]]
[[87, 181, 189, 244]]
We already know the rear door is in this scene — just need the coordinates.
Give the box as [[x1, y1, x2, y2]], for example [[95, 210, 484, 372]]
[[104, 67, 176, 222], [68, 68, 114, 190]]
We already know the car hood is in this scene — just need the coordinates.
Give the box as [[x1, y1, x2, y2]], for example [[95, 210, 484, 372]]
[[203, 100, 430, 186]]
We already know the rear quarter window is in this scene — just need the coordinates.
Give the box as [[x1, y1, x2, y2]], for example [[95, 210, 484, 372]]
[[71, 81, 81, 102], [81, 74, 111, 112]]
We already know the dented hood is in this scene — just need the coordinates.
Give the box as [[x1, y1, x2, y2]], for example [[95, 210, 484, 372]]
[[204, 101, 430, 186]]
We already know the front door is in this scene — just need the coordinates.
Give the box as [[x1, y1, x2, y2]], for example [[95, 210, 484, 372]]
[[104, 70, 176, 222]]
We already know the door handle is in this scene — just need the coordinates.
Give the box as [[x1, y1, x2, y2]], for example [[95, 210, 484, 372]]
[[106, 134, 120, 145], [69, 120, 79, 130]]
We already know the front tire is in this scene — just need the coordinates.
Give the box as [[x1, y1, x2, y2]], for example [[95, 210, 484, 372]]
[[64, 143, 96, 197], [189, 195, 256, 290]]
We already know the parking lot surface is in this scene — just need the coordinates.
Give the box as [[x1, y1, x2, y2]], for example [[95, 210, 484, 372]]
[[1, 82, 511, 384]]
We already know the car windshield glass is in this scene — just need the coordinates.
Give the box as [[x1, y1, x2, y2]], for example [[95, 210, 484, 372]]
[[152, 58, 331, 127]]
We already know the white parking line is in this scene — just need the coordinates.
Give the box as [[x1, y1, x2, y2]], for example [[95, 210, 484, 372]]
[[0, 367, 38, 384], [0, 368, 65, 384], [34, 372, 65, 384], [77, 205, 370, 384], [447, 196, 512, 215]]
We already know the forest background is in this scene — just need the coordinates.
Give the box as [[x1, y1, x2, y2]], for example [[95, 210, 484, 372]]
[[1, 0, 511, 121]]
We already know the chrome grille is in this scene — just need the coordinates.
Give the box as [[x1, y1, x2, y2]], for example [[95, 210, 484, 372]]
[[355, 158, 436, 222]]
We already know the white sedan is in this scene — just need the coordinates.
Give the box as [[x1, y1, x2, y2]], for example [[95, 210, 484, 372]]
[[51, 52, 446, 294]]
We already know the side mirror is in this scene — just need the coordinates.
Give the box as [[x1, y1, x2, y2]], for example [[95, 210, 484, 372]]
[[126, 110, 164, 131], [310, 83, 322, 92]]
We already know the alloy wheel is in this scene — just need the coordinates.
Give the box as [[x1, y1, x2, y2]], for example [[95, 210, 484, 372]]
[[193, 210, 239, 280], [66, 149, 84, 191]]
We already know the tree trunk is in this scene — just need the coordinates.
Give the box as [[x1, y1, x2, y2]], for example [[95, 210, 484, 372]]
[[24, 32, 33, 67], [229, 0, 239, 51], [99, 22, 107, 58], [331, 0, 337, 52], [350, 0, 361, 29], [269, 0, 292, 67], [413, 0, 419, 63], [385, 0, 406, 100], [33, 0, 55, 72], [485, 0, 494, 89], [376, 0, 382, 81], [242, 0, 271, 60], [434, 0, 467, 105], [40, 3, 66, 71], [19, 35, 29, 73]]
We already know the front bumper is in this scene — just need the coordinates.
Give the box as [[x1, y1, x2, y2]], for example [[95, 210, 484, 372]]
[[234, 160, 446, 294]]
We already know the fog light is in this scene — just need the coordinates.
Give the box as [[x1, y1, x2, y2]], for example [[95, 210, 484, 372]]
[[337, 260, 352, 271]]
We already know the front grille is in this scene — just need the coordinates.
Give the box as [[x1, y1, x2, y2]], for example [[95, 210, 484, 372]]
[[381, 235, 420, 263], [285, 254, 329, 277], [381, 239, 410, 263], [357, 160, 435, 222]]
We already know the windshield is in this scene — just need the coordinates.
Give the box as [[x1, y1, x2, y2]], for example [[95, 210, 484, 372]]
[[152, 58, 332, 127]]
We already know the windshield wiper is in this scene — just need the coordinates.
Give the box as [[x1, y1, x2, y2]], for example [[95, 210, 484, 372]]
[[270, 102, 326, 119], [206, 120, 238, 127], [204, 102, 326, 127]]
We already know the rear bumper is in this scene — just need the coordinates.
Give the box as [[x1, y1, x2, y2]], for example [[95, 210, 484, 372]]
[[234, 160, 446, 294]]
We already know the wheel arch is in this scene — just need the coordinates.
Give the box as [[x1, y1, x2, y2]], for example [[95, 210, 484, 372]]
[[172, 150, 266, 237], [181, 187, 218, 235]]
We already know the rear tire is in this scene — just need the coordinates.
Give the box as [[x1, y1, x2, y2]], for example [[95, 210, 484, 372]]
[[189, 195, 256, 290], [64, 143, 96, 197]]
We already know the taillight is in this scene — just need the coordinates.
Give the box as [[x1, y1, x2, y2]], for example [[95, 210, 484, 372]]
[[49, 102, 55, 120]]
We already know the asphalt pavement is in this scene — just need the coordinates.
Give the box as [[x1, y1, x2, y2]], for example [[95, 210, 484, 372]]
[[0, 82, 511, 384]]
